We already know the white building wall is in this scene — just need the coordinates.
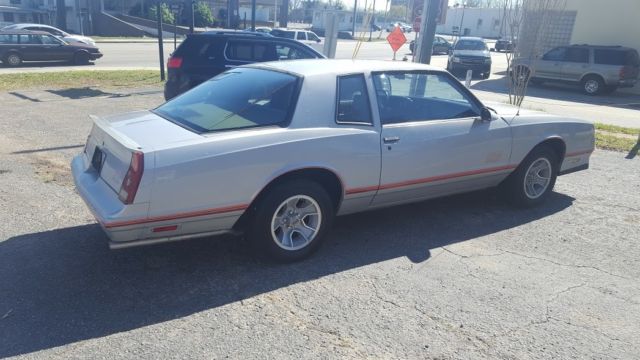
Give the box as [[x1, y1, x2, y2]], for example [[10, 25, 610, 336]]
[[436, 8, 507, 39]]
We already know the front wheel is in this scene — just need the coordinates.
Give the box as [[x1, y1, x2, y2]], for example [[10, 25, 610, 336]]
[[502, 145, 559, 207], [247, 180, 334, 262], [582, 75, 604, 95]]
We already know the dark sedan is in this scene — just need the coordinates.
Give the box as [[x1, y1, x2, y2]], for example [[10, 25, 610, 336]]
[[0, 30, 102, 66], [409, 35, 452, 55]]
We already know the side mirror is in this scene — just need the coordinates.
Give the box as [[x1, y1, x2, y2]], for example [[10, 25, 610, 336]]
[[316, 38, 321, 43], [481, 107, 492, 122]]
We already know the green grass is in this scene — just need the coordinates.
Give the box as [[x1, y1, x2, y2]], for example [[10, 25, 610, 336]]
[[0, 70, 161, 91], [595, 123, 640, 136], [595, 132, 639, 154]]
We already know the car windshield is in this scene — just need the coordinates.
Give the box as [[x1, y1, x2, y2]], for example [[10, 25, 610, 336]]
[[154, 68, 299, 133], [455, 40, 487, 51]]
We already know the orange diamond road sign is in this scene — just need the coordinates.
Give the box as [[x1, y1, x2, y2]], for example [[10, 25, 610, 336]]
[[386, 27, 407, 53]]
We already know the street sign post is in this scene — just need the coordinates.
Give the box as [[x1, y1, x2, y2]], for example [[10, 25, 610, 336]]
[[386, 27, 406, 60]]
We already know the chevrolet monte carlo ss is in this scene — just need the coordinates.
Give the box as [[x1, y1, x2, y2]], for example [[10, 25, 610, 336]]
[[72, 59, 594, 261]]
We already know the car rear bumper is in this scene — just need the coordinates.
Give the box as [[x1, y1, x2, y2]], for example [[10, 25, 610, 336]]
[[71, 154, 149, 244], [618, 78, 637, 88]]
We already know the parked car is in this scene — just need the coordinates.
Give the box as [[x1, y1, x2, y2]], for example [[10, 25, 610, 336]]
[[511, 44, 640, 95], [270, 29, 322, 46], [386, 22, 412, 33], [164, 31, 324, 100], [2, 23, 96, 46], [447, 37, 492, 79], [0, 30, 102, 66], [409, 35, 452, 54], [494, 37, 515, 52], [72, 59, 594, 261], [243, 27, 272, 33]]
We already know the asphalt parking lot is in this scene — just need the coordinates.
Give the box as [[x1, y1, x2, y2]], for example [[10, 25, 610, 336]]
[[0, 85, 639, 359]]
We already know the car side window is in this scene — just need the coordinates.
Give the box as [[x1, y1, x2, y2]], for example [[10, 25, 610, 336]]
[[566, 47, 589, 63], [225, 41, 277, 62], [275, 44, 315, 59], [0, 34, 18, 44], [296, 32, 306, 41], [308, 32, 320, 42], [19, 34, 42, 44], [41, 35, 60, 45], [372, 72, 480, 125], [542, 47, 567, 61], [336, 74, 373, 125]]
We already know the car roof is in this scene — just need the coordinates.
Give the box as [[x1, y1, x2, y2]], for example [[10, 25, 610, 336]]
[[0, 30, 52, 35], [4, 23, 58, 29], [458, 37, 484, 42], [250, 59, 442, 77]]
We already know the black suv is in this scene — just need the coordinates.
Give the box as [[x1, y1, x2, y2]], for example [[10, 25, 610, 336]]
[[164, 31, 325, 100], [0, 30, 102, 66]]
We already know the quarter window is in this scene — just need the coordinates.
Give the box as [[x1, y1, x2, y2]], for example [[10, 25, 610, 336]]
[[372, 72, 479, 124], [336, 74, 373, 125]]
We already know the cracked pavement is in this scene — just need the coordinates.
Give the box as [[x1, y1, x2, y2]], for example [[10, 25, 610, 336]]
[[0, 86, 639, 359]]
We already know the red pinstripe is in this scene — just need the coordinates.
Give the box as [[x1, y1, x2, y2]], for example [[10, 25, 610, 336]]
[[104, 204, 249, 228], [345, 164, 517, 195]]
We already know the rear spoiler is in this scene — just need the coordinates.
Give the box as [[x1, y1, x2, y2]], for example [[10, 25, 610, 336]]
[[89, 115, 143, 151]]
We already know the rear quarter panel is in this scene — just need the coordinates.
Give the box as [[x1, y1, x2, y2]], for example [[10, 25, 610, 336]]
[[507, 114, 594, 172]]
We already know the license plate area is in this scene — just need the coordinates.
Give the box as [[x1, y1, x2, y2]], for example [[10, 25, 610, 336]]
[[91, 147, 105, 173]]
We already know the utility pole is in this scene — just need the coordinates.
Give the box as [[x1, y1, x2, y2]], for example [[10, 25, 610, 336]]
[[368, 0, 376, 41], [415, 0, 438, 64], [274, 0, 278, 27], [352, 0, 357, 37], [187, 0, 194, 33], [156, 1, 165, 81], [251, 0, 256, 31]]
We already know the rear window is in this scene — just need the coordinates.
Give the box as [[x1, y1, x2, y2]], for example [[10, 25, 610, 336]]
[[594, 49, 640, 66], [154, 68, 300, 133], [271, 29, 295, 39]]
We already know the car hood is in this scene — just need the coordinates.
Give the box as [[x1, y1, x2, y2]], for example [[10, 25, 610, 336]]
[[453, 49, 490, 57], [64, 35, 95, 45], [485, 101, 593, 126]]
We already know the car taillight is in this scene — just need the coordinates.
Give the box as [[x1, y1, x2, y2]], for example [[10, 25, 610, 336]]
[[167, 56, 183, 69], [118, 151, 144, 205]]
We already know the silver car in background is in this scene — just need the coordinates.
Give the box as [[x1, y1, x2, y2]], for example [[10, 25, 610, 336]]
[[511, 44, 640, 95], [72, 60, 594, 261]]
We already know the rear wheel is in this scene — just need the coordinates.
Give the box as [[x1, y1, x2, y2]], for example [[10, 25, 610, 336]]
[[510, 65, 530, 86], [4, 52, 22, 67], [247, 180, 334, 262], [502, 145, 559, 208], [582, 75, 604, 95]]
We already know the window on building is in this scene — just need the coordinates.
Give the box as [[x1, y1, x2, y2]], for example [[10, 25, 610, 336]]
[[3, 12, 15, 22]]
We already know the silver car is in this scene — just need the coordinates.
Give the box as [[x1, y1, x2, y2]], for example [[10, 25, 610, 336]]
[[512, 45, 640, 95], [72, 60, 594, 261]]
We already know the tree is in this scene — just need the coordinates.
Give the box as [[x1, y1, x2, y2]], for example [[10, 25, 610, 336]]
[[148, 3, 175, 23], [193, 1, 215, 27], [504, 0, 566, 107]]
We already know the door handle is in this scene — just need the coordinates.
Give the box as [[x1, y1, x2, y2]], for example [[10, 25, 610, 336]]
[[383, 136, 400, 144]]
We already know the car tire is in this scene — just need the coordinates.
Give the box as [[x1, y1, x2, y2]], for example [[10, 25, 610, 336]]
[[582, 75, 604, 95], [4, 52, 22, 67], [510, 65, 530, 86], [502, 145, 559, 208], [247, 179, 334, 262], [74, 51, 90, 65]]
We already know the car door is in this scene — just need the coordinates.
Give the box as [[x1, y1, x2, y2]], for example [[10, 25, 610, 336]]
[[536, 47, 568, 80], [17, 34, 45, 61], [562, 47, 590, 82], [371, 71, 513, 207], [40, 34, 69, 61]]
